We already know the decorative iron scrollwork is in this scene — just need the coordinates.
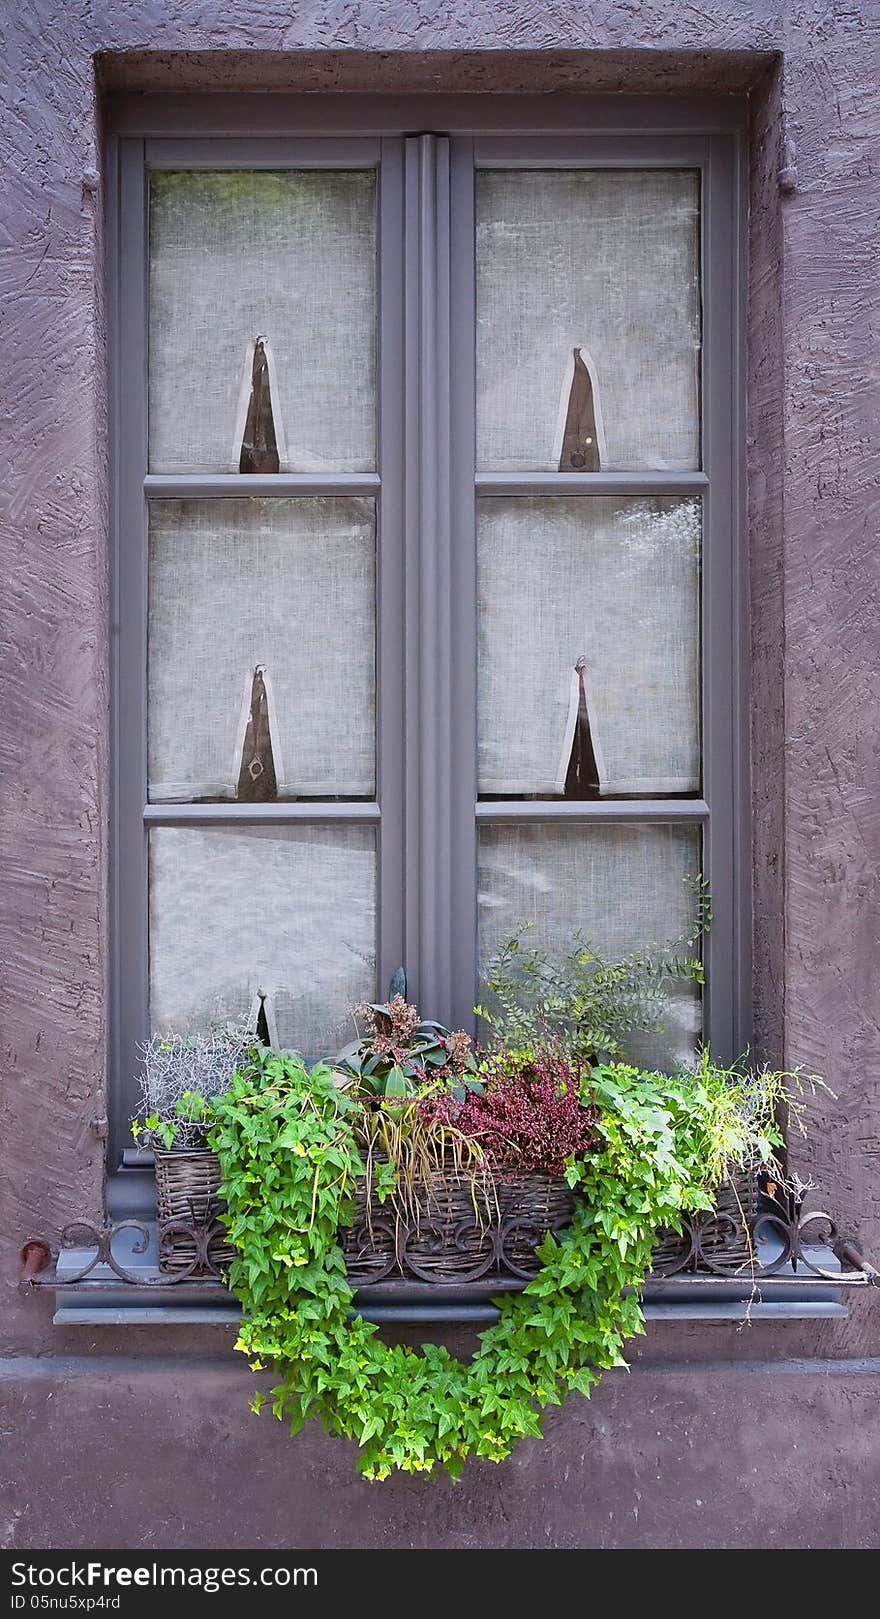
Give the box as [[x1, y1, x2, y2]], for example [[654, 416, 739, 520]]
[[57, 1220, 153, 1285], [19, 1169, 877, 1295], [20, 1215, 236, 1289]]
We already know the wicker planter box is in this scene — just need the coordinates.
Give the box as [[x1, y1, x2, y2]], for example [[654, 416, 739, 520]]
[[650, 1164, 761, 1273], [341, 1168, 576, 1284], [154, 1147, 236, 1274], [341, 1163, 761, 1286], [153, 1151, 760, 1282]]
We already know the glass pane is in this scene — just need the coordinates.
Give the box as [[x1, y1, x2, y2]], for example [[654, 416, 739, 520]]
[[476, 170, 700, 472], [149, 171, 377, 473], [478, 497, 700, 799], [148, 498, 375, 802], [478, 822, 702, 1069], [149, 825, 376, 1059]]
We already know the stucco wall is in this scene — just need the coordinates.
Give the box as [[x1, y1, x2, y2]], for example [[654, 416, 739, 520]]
[[1, 2, 879, 1549]]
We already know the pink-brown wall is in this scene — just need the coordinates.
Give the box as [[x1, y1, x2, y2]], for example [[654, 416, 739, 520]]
[[1, 3, 878, 1548]]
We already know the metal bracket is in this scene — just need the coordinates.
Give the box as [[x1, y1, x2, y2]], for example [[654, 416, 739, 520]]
[[779, 131, 798, 193]]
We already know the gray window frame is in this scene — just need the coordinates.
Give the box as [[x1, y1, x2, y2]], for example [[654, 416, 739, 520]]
[[108, 96, 748, 1171]]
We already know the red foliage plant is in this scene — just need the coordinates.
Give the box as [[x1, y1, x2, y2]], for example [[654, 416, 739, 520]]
[[421, 1045, 599, 1178]]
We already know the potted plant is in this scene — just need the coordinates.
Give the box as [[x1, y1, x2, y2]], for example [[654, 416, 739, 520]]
[[132, 1026, 254, 1271], [336, 994, 482, 1099], [206, 1042, 823, 1479], [336, 1000, 599, 1283], [476, 904, 763, 1262]]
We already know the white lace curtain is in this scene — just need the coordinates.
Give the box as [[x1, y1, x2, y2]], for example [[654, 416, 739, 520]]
[[476, 169, 701, 473], [477, 497, 701, 797], [149, 170, 377, 474], [148, 498, 376, 801], [149, 825, 376, 1059]]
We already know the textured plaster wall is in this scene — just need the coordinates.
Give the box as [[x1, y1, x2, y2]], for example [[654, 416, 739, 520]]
[[1, 0, 879, 1548], [2, 1355, 880, 1550]]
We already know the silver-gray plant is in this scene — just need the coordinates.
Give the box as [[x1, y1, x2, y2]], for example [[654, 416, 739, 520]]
[[133, 1026, 255, 1150]]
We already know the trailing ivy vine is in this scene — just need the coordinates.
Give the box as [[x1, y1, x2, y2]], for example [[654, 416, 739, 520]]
[[209, 1050, 785, 1481]]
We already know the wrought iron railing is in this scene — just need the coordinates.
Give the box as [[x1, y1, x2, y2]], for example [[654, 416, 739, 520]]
[[19, 1172, 877, 1325]]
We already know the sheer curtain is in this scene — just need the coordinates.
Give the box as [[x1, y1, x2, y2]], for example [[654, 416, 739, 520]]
[[478, 822, 702, 1068], [476, 169, 701, 472], [149, 825, 376, 1058], [148, 498, 376, 801], [477, 498, 701, 798], [149, 170, 377, 474]]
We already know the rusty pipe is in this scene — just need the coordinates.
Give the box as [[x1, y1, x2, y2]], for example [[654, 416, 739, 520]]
[[832, 1237, 880, 1284], [19, 1239, 52, 1285]]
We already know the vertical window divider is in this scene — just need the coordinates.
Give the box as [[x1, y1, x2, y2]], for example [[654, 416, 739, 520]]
[[403, 133, 462, 1024], [449, 138, 478, 1032], [376, 137, 407, 997]]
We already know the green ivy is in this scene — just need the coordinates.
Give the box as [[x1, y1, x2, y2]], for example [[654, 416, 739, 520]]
[[208, 1049, 784, 1481]]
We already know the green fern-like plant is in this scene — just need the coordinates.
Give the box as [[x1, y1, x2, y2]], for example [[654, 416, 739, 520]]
[[477, 877, 712, 1063]]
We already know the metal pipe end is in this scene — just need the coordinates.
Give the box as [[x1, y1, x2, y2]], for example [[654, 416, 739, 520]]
[[833, 1237, 880, 1284], [19, 1239, 52, 1284]]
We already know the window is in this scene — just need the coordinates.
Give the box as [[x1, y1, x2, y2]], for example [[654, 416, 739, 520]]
[[110, 101, 746, 1164]]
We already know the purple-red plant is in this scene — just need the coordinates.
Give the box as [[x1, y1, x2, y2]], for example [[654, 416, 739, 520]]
[[421, 1044, 599, 1177]]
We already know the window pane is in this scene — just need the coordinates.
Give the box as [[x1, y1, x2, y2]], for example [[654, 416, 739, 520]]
[[478, 822, 701, 1069], [149, 171, 377, 473], [476, 170, 700, 472], [148, 498, 376, 802], [478, 497, 700, 798], [149, 825, 376, 1058]]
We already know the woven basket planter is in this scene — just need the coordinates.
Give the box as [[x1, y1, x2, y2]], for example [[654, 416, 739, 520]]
[[341, 1167, 575, 1284], [650, 1164, 761, 1273], [154, 1147, 236, 1274], [153, 1150, 760, 1284]]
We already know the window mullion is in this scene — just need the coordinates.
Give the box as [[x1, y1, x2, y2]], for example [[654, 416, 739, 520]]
[[375, 136, 406, 997], [407, 132, 451, 1017], [404, 133, 467, 1025]]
